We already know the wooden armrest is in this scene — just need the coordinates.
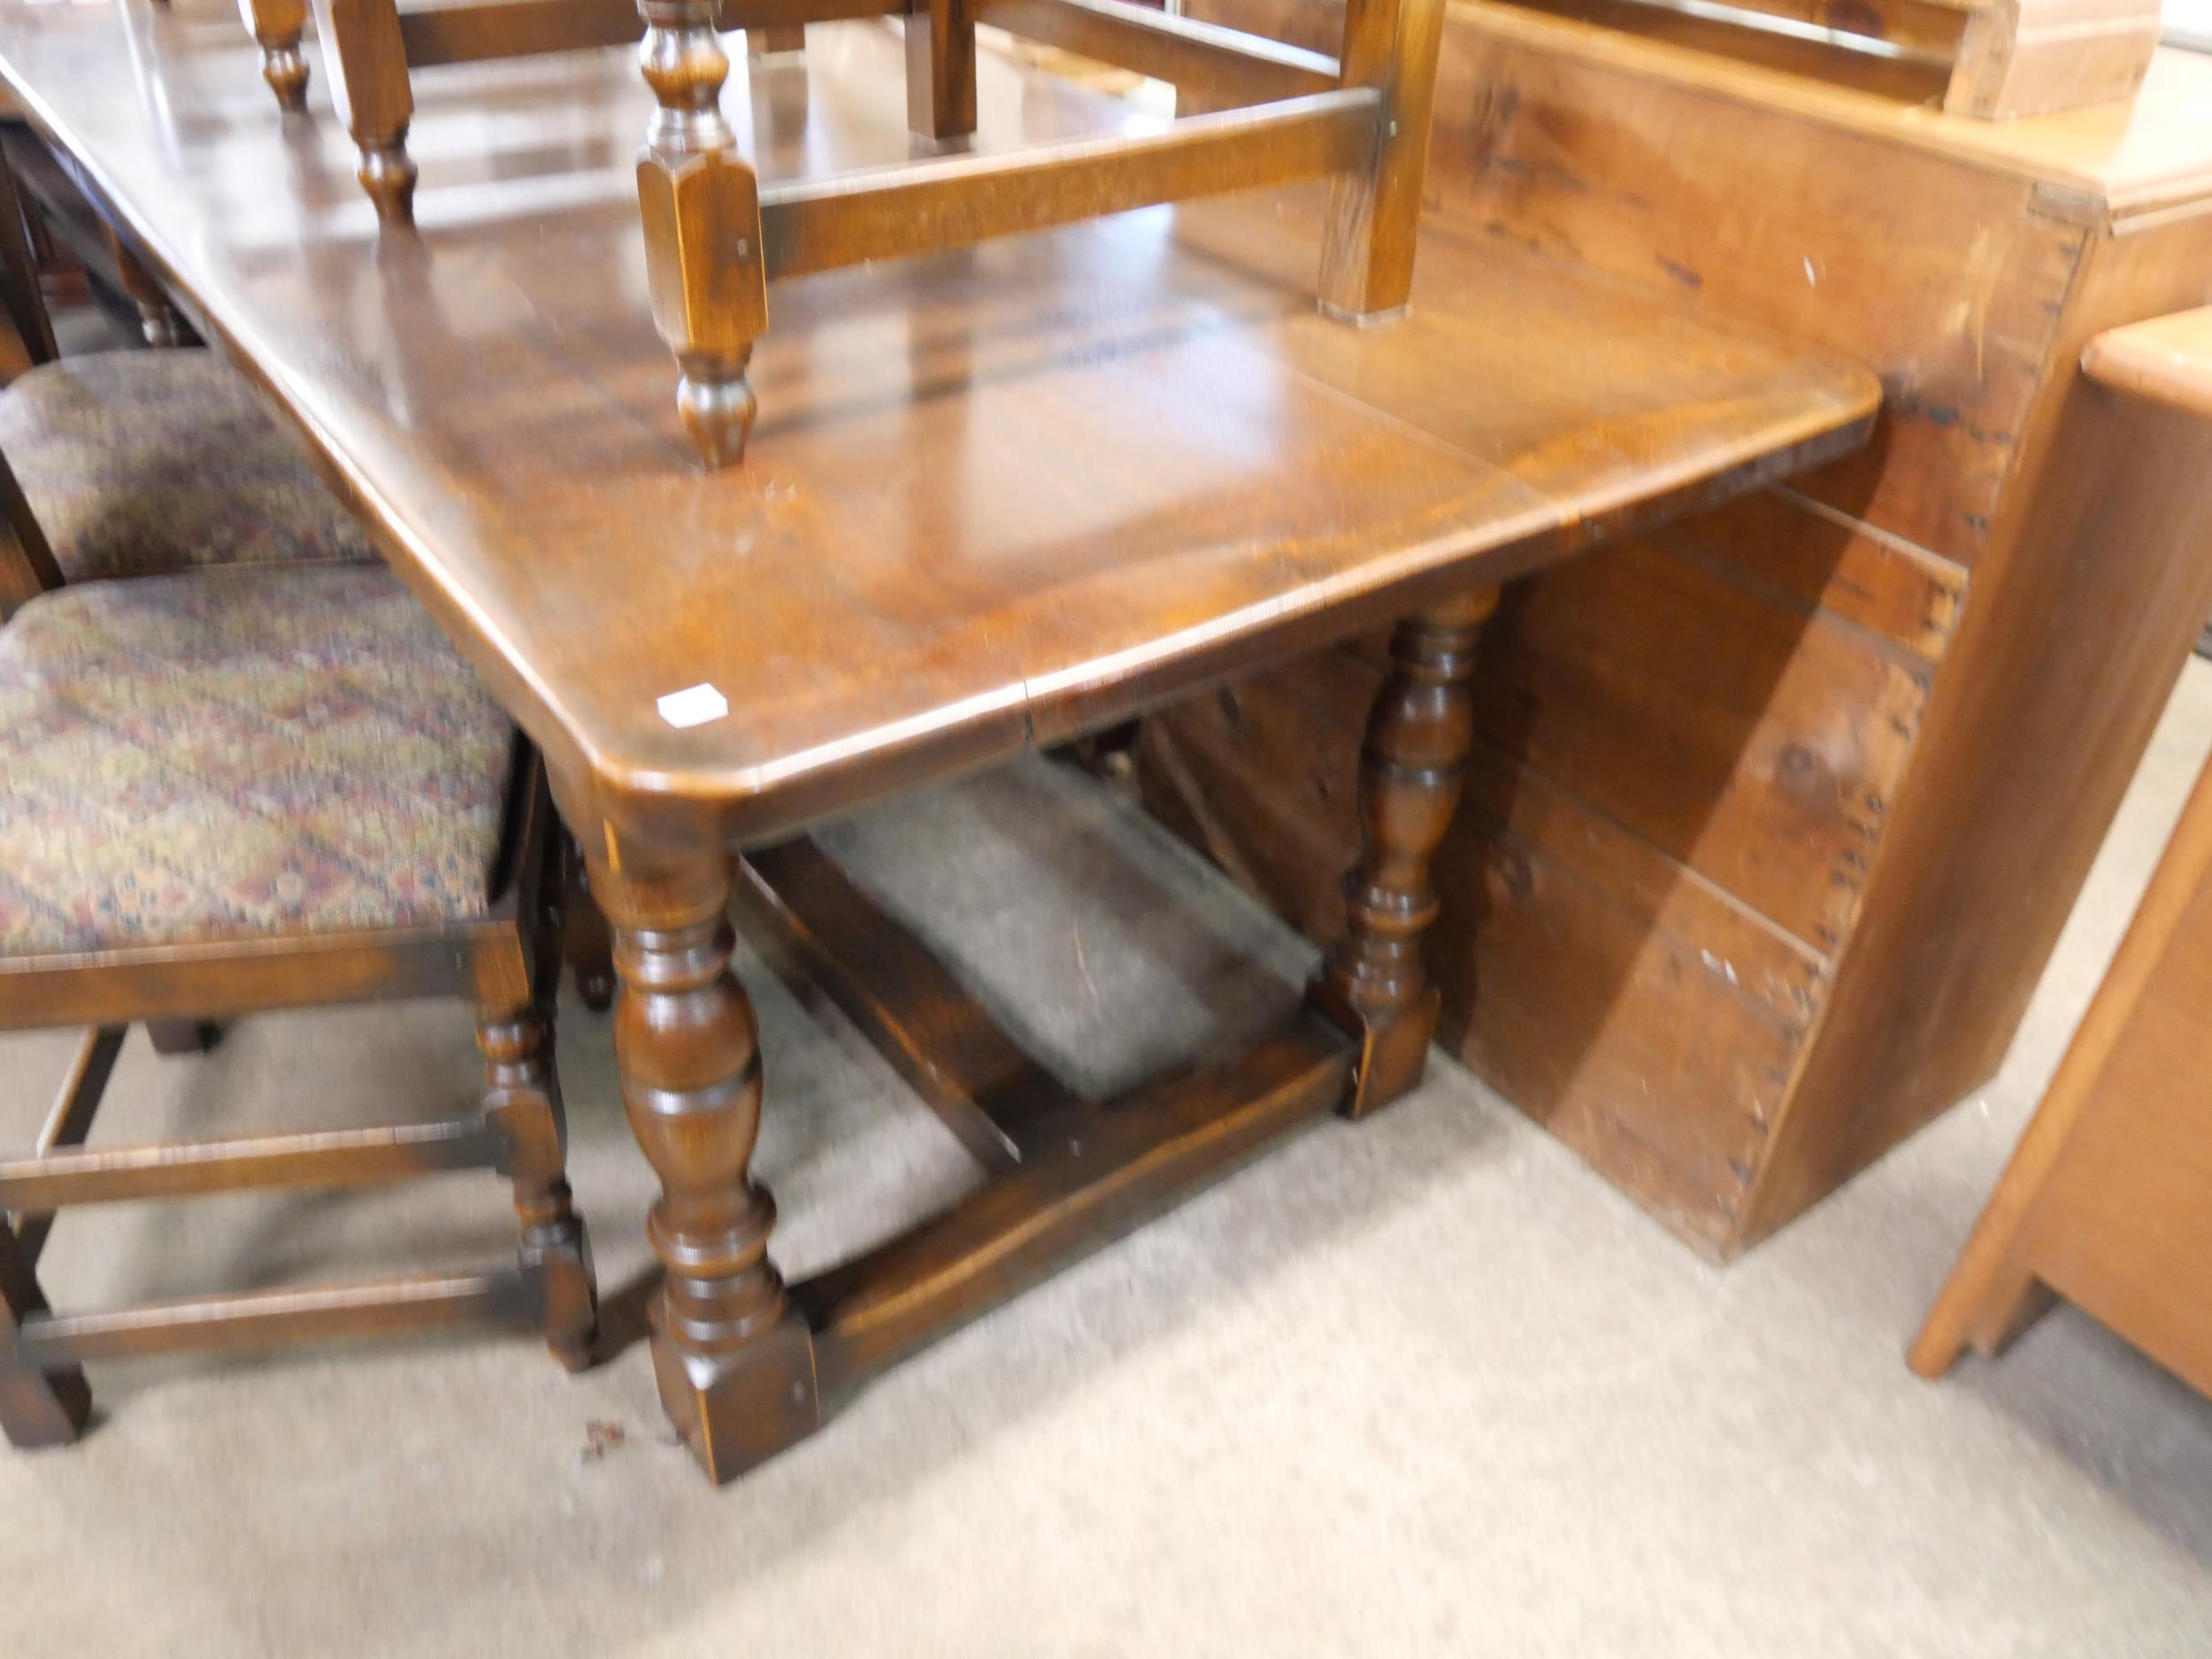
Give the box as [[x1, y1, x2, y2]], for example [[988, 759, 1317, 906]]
[[2083, 307, 2212, 423]]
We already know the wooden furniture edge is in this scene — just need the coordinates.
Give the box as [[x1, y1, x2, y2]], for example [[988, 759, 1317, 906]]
[[1909, 318, 2212, 1372], [1909, 741, 2212, 1373], [1447, 0, 2204, 225], [2082, 304, 2212, 419]]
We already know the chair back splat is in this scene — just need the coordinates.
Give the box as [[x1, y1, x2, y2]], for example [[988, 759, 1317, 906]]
[[295, 0, 1440, 465]]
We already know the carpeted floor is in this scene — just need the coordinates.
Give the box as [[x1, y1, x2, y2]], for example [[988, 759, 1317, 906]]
[[6, 664, 2212, 1659]]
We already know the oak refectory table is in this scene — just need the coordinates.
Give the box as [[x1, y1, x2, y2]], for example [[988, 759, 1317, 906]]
[[0, 6, 1878, 1482]]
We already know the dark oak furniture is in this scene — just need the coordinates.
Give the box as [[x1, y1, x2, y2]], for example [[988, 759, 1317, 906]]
[[0, 555, 596, 1447], [0, 123, 200, 360], [1150, 0, 2212, 1260], [0, 9, 1878, 1480], [299, 0, 1437, 467], [1911, 307, 2212, 1392]]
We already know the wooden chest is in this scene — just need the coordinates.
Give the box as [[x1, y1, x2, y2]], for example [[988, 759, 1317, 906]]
[[1141, 1, 2212, 1257]]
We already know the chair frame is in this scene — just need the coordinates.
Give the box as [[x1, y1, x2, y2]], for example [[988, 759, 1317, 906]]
[[0, 450, 596, 1449], [282, 0, 1441, 467]]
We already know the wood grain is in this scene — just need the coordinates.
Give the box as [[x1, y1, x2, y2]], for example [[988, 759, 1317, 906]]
[[1913, 742, 2212, 1392], [2083, 304, 2212, 419], [0, 16, 1875, 853]]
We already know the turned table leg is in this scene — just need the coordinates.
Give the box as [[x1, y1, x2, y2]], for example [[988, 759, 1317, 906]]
[[585, 846, 818, 1482], [1308, 584, 1498, 1117]]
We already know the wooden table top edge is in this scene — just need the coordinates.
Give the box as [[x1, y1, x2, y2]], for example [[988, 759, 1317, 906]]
[[0, 20, 1883, 854]]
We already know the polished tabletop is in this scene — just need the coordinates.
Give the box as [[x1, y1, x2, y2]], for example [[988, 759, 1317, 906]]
[[0, 4, 1878, 849]]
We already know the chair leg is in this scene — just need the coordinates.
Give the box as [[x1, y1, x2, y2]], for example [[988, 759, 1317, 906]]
[[565, 848, 617, 1013], [107, 232, 191, 349], [0, 1218, 89, 1448], [144, 1018, 224, 1056], [477, 1006, 596, 1371]]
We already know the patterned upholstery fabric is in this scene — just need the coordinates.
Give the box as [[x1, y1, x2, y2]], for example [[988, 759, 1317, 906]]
[[0, 349, 377, 582], [0, 566, 514, 958]]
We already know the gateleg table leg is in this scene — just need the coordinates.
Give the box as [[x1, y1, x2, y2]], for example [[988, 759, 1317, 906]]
[[582, 842, 820, 1483], [1308, 584, 1498, 1118]]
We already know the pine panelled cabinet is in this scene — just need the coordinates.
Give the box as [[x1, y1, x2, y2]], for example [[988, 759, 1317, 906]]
[[1141, 0, 2212, 1258]]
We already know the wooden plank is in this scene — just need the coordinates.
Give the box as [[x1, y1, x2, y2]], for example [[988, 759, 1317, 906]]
[[397, 0, 900, 67], [761, 89, 1379, 278], [801, 1016, 1352, 1390], [737, 839, 1081, 1169], [0, 920, 502, 1033], [0, 1120, 501, 1210], [1597, 0, 1971, 60], [1947, 0, 2161, 119], [396, 0, 644, 66], [16, 1271, 521, 1364], [1438, 748, 1824, 1254], [1432, 11, 2082, 565], [1196, 0, 2212, 218], [1464, 534, 1932, 951], [718, 0, 909, 20], [1744, 211, 2212, 1246], [7, 1025, 126, 1268], [979, 0, 1339, 105], [1500, 0, 1954, 96], [1659, 486, 1967, 664]]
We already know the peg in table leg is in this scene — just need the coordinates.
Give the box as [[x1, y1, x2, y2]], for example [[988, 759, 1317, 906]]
[[1308, 586, 1496, 1117], [905, 0, 976, 144], [637, 0, 768, 468], [240, 0, 311, 113], [586, 845, 818, 1482], [313, 0, 419, 227], [1317, 0, 1447, 323], [478, 1006, 597, 1371]]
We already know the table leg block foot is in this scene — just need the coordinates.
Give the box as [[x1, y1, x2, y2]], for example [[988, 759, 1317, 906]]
[[652, 1308, 820, 1483], [1309, 981, 1439, 1120]]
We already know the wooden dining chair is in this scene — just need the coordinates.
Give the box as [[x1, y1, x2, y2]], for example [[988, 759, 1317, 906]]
[[0, 503, 598, 1447], [0, 163, 625, 1015], [289, 0, 783, 226]]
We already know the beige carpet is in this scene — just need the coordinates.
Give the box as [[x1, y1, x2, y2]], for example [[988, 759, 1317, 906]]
[[6, 664, 2212, 1658]]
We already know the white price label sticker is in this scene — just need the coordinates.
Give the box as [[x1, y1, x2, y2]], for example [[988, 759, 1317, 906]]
[[657, 683, 729, 729]]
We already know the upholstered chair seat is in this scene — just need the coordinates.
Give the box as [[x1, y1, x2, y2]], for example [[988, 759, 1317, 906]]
[[0, 564, 595, 1454], [0, 565, 507, 958], [0, 349, 376, 584]]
